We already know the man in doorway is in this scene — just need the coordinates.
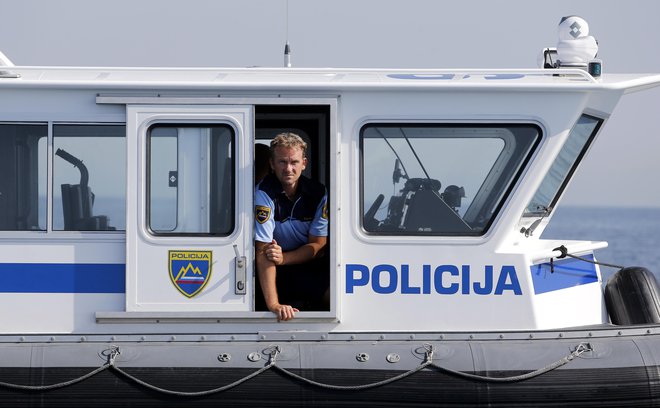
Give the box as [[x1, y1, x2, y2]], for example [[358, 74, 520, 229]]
[[255, 132, 328, 321]]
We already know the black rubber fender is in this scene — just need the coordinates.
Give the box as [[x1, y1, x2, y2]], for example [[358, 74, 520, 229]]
[[604, 266, 660, 325]]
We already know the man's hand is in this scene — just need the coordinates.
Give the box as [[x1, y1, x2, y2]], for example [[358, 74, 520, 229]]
[[268, 302, 299, 321], [264, 239, 284, 265]]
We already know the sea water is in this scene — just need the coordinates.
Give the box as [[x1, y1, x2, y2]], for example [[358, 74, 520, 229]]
[[542, 206, 660, 284]]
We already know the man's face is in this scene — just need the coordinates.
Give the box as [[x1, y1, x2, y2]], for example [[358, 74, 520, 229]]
[[270, 145, 307, 189]]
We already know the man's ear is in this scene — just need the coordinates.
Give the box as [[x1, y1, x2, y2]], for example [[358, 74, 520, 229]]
[[269, 158, 275, 170], [302, 157, 308, 170]]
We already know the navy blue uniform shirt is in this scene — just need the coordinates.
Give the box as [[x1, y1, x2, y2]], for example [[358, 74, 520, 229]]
[[255, 173, 328, 251]]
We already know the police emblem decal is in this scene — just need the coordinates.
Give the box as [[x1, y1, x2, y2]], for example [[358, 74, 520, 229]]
[[255, 205, 271, 224], [322, 201, 329, 220], [169, 250, 212, 298]]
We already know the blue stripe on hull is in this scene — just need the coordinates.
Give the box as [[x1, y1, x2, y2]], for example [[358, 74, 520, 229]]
[[530, 254, 598, 294], [0, 263, 125, 293]]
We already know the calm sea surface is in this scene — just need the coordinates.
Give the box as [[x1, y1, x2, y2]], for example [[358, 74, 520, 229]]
[[541, 206, 660, 283]]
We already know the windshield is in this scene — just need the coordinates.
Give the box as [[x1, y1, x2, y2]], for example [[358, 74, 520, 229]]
[[524, 114, 603, 216]]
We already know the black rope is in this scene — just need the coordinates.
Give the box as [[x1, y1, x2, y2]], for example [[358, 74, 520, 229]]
[[0, 343, 592, 394], [551, 245, 624, 273]]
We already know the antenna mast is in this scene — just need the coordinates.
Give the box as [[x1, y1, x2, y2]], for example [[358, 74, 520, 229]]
[[284, 0, 291, 68]]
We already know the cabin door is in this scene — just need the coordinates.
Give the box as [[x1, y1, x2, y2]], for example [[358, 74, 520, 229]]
[[125, 105, 253, 312]]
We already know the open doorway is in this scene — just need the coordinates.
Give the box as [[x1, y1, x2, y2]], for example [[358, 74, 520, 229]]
[[253, 105, 331, 313]]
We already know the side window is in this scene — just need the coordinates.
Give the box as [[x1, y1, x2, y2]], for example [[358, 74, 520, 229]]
[[147, 124, 234, 235], [53, 124, 126, 231], [525, 114, 602, 215], [362, 124, 539, 235], [0, 123, 48, 231]]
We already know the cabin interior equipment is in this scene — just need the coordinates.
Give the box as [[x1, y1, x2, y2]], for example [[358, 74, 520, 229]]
[[56, 148, 113, 231]]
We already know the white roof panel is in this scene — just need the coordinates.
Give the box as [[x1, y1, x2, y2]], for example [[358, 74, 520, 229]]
[[2, 66, 660, 93]]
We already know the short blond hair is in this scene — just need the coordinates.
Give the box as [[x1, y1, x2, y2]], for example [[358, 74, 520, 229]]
[[270, 132, 307, 157]]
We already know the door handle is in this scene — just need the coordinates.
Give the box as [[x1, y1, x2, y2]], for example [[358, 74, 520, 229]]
[[233, 244, 247, 295]]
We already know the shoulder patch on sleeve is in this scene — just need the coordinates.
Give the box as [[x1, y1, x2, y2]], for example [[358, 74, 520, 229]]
[[255, 205, 271, 224], [322, 201, 328, 220]]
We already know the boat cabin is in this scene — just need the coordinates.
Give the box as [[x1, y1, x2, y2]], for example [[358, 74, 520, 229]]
[[1, 55, 660, 335]]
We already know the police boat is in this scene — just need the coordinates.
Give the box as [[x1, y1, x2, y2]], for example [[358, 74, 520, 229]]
[[0, 16, 660, 407]]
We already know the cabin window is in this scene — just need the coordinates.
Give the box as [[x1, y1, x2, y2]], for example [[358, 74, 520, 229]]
[[524, 114, 603, 216], [53, 124, 126, 231], [0, 123, 48, 231], [361, 124, 539, 235], [147, 124, 235, 235]]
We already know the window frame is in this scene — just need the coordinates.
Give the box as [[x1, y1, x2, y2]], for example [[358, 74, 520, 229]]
[[359, 122, 541, 237], [51, 123, 127, 232], [145, 122, 237, 237], [523, 113, 604, 217], [0, 122, 49, 232]]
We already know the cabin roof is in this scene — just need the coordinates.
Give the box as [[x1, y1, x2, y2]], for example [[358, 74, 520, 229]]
[[2, 66, 660, 93]]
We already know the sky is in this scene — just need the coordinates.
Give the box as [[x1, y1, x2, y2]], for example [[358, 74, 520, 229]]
[[2, 0, 660, 208]]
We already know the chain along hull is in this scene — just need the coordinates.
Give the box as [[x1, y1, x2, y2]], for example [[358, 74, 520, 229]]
[[1, 328, 660, 407]]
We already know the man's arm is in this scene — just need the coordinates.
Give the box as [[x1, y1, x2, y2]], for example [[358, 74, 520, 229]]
[[264, 235, 327, 266], [256, 240, 298, 321]]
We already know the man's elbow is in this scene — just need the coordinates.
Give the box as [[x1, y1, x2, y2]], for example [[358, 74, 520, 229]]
[[312, 241, 327, 259]]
